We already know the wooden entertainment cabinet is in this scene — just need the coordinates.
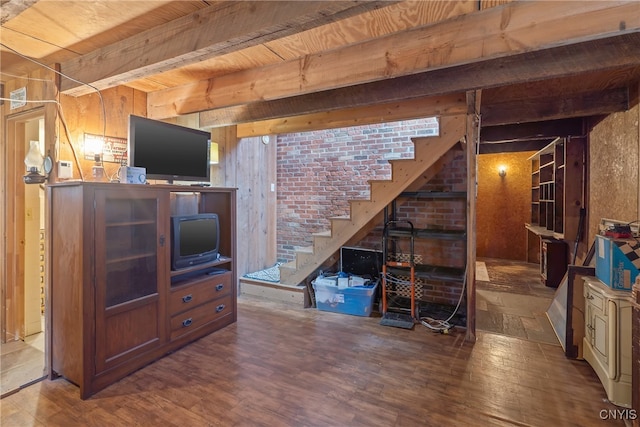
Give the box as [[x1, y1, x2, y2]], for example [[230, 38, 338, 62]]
[[48, 182, 236, 399]]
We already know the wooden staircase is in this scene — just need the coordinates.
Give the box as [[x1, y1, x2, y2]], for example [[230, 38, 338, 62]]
[[279, 115, 466, 286]]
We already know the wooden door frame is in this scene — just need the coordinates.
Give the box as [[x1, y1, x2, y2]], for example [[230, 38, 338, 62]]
[[2, 108, 44, 343]]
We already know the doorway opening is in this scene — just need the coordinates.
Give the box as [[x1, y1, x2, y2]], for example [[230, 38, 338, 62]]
[[474, 151, 559, 345], [1, 110, 47, 397]]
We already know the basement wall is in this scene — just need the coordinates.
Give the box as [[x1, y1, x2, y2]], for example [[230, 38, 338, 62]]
[[276, 118, 468, 306], [587, 100, 640, 250], [277, 118, 435, 259], [277, 118, 437, 260], [476, 151, 534, 261], [587, 88, 639, 418]]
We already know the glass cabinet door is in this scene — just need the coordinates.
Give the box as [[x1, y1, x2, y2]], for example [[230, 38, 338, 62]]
[[93, 187, 167, 372], [101, 197, 159, 307]]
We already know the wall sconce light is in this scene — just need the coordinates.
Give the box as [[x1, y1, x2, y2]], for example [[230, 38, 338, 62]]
[[498, 165, 507, 177], [210, 142, 219, 165], [84, 133, 104, 159]]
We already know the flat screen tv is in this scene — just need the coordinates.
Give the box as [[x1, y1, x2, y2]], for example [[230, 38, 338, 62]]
[[171, 213, 220, 270], [128, 114, 211, 183]]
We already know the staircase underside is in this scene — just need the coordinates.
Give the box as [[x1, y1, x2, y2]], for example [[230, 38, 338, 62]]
[[279, 114, 467, 286]]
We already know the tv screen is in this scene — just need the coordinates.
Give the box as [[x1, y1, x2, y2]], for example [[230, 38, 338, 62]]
[[171, 214, 220, 270], [128, 115, 211, 182]]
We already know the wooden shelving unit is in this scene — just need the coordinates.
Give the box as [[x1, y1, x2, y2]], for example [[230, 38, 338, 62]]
[[527, 137, 584, 240], [526, 137, 584, 272]]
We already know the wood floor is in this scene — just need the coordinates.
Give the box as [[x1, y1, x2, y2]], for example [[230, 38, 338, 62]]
[[1, 294, 623, 427]]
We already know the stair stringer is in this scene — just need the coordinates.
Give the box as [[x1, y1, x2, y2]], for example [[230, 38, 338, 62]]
[[279, 115, 466, 286]]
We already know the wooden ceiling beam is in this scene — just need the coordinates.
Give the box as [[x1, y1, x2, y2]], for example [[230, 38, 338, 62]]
[[59, 1, 395, 96], [149, 1, 640, 119], [480, 118, 585, 143], [200, 34, 640, 128], [479, 140, 553, 154], [481, 87, 629, 126], [235, 93, 466, 138]]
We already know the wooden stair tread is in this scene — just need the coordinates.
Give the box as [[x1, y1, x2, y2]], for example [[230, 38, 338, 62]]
[[313, 230, 332, 237], [280, 261, 296, 270]]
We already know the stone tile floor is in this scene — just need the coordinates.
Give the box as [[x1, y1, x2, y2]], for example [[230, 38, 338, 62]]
[[476, 258, 560, 345]]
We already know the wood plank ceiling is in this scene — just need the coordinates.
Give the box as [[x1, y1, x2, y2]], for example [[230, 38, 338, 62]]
[[2, 0, 639, 152]]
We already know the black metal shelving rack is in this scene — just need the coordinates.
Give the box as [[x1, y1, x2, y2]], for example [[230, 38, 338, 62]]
[[381, 191, 467, 318]]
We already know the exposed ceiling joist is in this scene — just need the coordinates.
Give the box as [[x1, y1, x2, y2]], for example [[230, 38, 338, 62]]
[[480, 118, 585, 143], [235, 93, 466, 137], [481, 87, 630, 126], [200, 34, 640, 128], [478, 140, 553, 154], [60, 1, 395, 96], [149, 1, 640, 119]]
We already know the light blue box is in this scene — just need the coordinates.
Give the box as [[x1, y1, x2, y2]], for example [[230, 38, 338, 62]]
[[313, 280, 378, 317], [595, 235, 640, 291], [119, 166, 146, 184]]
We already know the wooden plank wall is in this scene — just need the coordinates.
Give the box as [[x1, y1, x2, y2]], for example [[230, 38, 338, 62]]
[[58, 86, 146, 181], [57, 88, 278, 280], [230, 135, 277, 277], [210, 126, 234, 188]]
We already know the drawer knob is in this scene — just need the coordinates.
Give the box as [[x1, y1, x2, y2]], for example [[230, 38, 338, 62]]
[[216, 304, 226, 313], [182, 318, 193, 327], [215, 284, 224, 291], [182, 294, 193, 303], [586, 294, 594, 300]]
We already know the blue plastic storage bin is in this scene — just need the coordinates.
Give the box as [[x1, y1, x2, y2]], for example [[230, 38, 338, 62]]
[[312, 280, 378, 317]]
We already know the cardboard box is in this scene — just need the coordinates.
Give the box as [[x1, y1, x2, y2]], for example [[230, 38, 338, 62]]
[[119, 166, 146, 184], [595, 235, 640, 291], [312, 280, 378, 317]]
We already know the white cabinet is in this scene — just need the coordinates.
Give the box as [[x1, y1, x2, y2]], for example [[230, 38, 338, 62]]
[[583, 276, 633, 407]]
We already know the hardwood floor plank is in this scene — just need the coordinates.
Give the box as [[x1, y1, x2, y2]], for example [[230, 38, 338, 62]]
[[0, 295, 626, 426]]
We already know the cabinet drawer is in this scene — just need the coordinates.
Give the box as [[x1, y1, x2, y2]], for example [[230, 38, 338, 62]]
[[584, 284, 605, 312], [170, 272, 231, 315], [170, 295, 232, 340]]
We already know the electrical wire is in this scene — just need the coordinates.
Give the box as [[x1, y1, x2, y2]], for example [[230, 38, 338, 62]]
[[0, 97, 60, 105], [381, 267, 467, 333], [56, 102, 86, 181], [418, 265, 468, 334], [1, 42, 107, 182], [0, 71, 54, 82]]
